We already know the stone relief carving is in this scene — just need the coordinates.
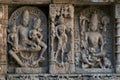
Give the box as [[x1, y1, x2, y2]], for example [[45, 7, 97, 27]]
[[49, 4, 74, 73], [75, 7, 113, 73], [54, 16, 68, 66], [7, 74, 120, 80], [8, 6, 48, 73]]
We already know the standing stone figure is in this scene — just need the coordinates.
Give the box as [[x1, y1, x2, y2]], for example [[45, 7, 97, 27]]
[[8, 22, 18, 65], [55, 16, 67, 66]]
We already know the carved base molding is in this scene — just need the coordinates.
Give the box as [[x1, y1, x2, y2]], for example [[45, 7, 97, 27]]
[[76, 68, 112, 73], [16, 67, 47, 74], [6, 74, 120, 80]]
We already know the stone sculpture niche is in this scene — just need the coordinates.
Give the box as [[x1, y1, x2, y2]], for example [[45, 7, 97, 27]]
[[49, 4, 75, 73], [74, 7, 113, 73], [7, 6, 48, 73]]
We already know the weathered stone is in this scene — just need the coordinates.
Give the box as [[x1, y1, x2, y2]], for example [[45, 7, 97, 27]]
[[49, 4, 75, 74], [0, 0, 117, 80], [8, 6, 48, 73]]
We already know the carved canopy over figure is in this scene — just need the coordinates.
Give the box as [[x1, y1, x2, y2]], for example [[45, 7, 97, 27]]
[[8, 8, 47, 67]]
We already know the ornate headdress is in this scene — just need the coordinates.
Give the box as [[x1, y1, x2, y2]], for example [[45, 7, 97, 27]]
[[90, 11, 98, 27]]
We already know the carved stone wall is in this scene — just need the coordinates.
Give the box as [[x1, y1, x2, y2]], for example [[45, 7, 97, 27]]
[[0, 0, 119, 80]]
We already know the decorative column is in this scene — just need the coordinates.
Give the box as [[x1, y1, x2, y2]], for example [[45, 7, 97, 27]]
[[0, 5, 8, 75], [0, 4, 8, 80], [115, 4, 120, 73], [49, 4, 75, 73]]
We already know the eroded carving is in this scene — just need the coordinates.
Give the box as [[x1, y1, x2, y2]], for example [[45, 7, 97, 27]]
[[8, 6, 48, 73], [75, 7, 112, 73], [49, 4, 74, 73], [54, 16, 68, 66]]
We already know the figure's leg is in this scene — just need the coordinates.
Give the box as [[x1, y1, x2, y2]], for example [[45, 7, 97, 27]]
[[9, 50, 27, 67], [40, 42, 47, 58], [61, 47, 64, 64], [34, 42, 47, 63], [55, 46, 61, 60]]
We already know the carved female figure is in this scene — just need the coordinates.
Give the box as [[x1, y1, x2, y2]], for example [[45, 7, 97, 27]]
[[55, 16, 67, 65], [29, 18, 47, 63], [8, 22, 23, 66], [8, 22, 18, 51]]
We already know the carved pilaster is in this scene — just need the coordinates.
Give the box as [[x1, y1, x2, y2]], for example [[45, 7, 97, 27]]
[[116, 18, 120, 73], [115, 4, 120, 73], [49, 4, 75, 74], [0, 5, 8, 75]]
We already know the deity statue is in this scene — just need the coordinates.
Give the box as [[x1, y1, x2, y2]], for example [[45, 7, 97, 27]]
[[81, 12, 111, 68], [54, 16, 68, 66], [8, 10, 47, 67], [18, 10, 33, 49]]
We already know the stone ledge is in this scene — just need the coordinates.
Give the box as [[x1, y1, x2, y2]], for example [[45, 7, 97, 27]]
[[6, 73, 120, 80], [0, 0, 51, 4]]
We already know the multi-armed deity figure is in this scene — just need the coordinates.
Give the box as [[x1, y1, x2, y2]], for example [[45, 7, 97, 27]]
[[81, 12, 111, 68]]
